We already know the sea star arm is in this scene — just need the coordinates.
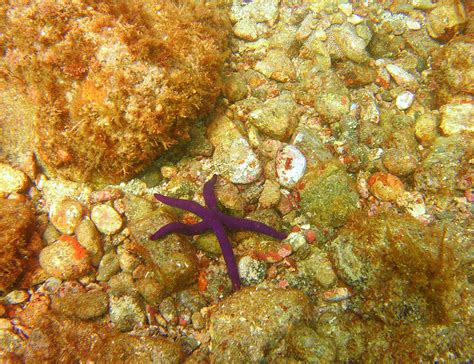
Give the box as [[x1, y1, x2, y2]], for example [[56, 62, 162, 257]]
[[154, 193, 207, 216], [150, 221, 209, 240], [211, 221, 241, 291], [219, 213, 288, 240], [203, 174, 219, 210]]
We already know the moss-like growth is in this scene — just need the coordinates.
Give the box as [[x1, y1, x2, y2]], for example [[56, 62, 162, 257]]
[[327, 211, 471, 361], [1, 0, 229, 183]]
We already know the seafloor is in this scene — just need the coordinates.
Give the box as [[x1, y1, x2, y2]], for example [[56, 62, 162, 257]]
[[0, 0, 472, 363]]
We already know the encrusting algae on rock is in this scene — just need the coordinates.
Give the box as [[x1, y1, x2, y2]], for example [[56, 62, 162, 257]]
[[0, 0, 230, 183]]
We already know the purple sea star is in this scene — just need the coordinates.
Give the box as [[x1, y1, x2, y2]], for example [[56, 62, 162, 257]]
[[150, 174, 287, 291]]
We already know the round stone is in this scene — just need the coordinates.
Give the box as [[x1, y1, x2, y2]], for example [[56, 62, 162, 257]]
[[39, 235, 91, 280], [368, 172, 405, 202], [49, 198, 84, 235], [109, 295, 146, 332], [275, 145, 307, 188], [91, 204, 122, 235], [0, 163, 28, 194], [396, 91, 415, 110], [238, 256, 267, 286]]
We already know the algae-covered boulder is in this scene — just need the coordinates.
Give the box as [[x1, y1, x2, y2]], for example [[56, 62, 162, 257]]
[[0, 198, 35, 292], [329, 211, 468, 324], [299, 161, 359, 228], [209, 287, 313, 362], [23, 312, 185, 363], [1, 0, 229, 183]]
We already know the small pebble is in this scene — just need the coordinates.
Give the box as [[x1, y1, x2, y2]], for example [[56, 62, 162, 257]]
[[191, 311, 205, 330], [91, 204, 123, 235], [323, 287, 352, 302], [0, 318, 12, 331], [368, 172, 405, 202], [275, 145, 307, 188], [49, 198, 84, 235], [39, 235, 91, 280], [396, 91, 415, 110], [109, 295, 146, 332], [386, 64, 418, 90], [214, 137, 262, 184], [396, 191, 427, 219], [238, 256, 267, 286], [159, 297, 178, 325], [2, 290, 29, 305], [254, 49, 296, 82], [258, 179, 281, 208], [333, 25, 369, 63], [96, 251, 121, 281], [0, 163, 29, 194], [382, 149, 418, 177], [284, 232, 307, 252], [75, 219, 103, 266]]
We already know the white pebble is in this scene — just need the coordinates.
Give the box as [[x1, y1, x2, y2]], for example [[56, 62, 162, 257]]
[[91, 204, 123, 235], [275, 145, 306, 188], [396, 91, 415, 110], [0, 163, 28, 194]]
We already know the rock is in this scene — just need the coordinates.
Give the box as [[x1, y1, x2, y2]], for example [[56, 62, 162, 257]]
[[238, 256, 267, 286], [299, 162, 359, 228], [129, 210, 198, 292], [382, 149, 418, 177], [426, 1, 467, 41], [368, 172, 405, 202], [333, 24, 369, 63], [233, 17, 260, 41], [0, 329, 25, 356], [231, 0, 280, 26], [322, 287, 352, 302], [49, 198, 84, 235], [209, 287, 313, 362], [275, 145, 307, 188], [159, 296, 178, 325], [329, 211, 465, 326], [42, 224, 61, 245], [432, 36, 474, 104], [415, 112, 439, 146], [314, 91, 351, 122], [288, 325, 336, 362], [109, 295, 146, 332], [24, 313, 185, 363], [195, 233, 221, 257], [248, 93, 299, 141], [96, 251, 121, 282], [396, 91, 415, 110], [386, 64, 418, 91], [2, 290, 29, 304], [213, 137, 262, 184], [439, 103, 474, 135], [414, 134, 470, 193], [254, 49, 296, 82], [39, 235, 91, 280], [0, 198, 35, 291], [298, 248, 337, 288], [223, 73, 248, 102], [75, 219, 103, 266], [51, 289, 109, 320], [91, 204, 122, 235], [0, 163, 28, 194], [284, 232, 307, 252], [258, 179, 281, 208]]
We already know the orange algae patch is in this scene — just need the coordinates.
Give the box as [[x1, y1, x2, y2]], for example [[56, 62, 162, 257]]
[[58, 235, 88, 260]]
